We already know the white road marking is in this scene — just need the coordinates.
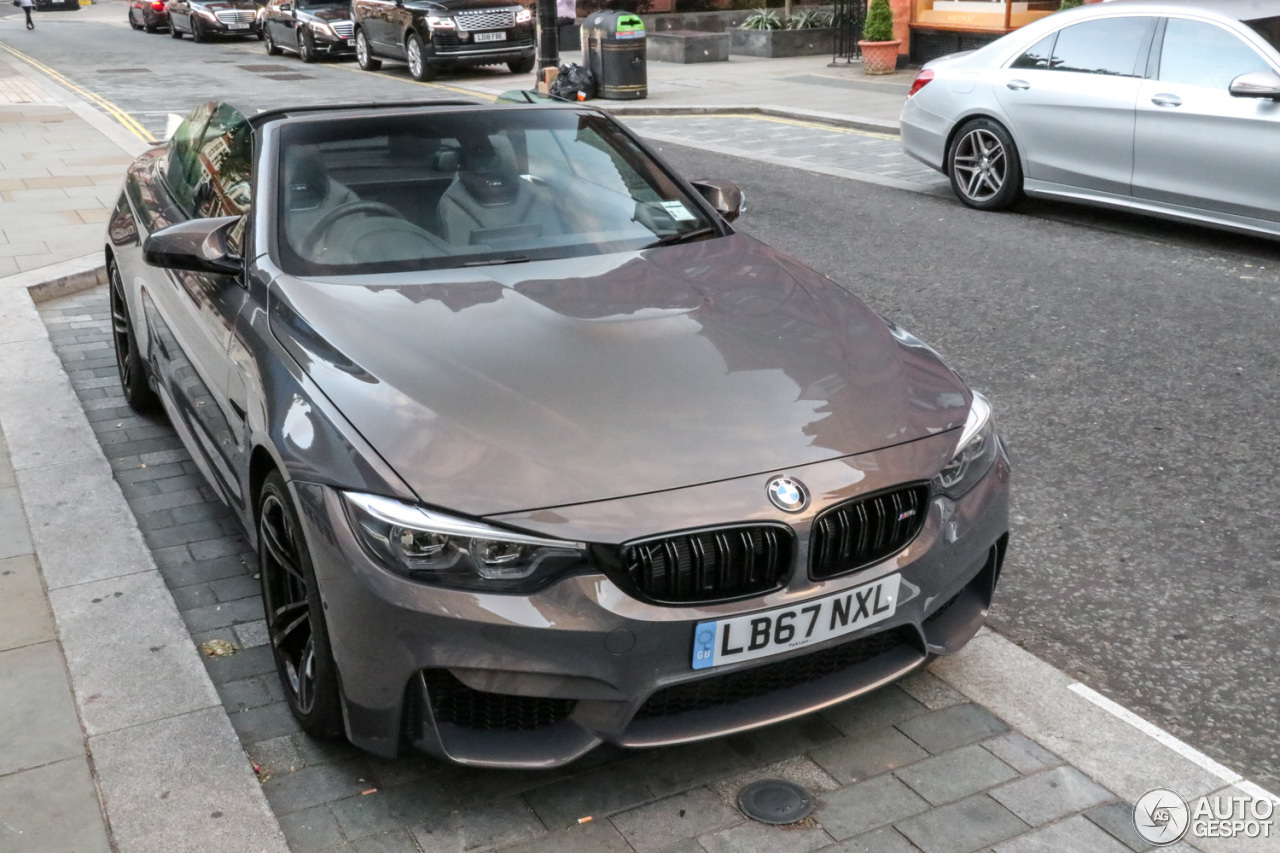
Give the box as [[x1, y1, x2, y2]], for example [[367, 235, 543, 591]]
[[1068, 681, 1280, 803]]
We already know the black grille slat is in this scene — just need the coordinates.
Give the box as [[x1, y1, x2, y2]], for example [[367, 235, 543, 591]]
[[424, 670, 575, 732], [634, 627, 914, 721], [623, 526, 792, 604], [810, 484, 930, 581]]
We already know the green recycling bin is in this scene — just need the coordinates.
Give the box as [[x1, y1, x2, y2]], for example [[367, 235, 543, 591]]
[[583, 10, 647, 100]]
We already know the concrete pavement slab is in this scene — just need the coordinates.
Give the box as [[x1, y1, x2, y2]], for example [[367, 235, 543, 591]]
[[0, 337, 102, 472], [0, 484, 32, 559], [817, 773, 930, 840], [89, 704, 289, 853], [410, 795, 547, 853], [895, 742, 1021, 806], [810, 725, 930, 784], [0, 756, 111, 853], [0, 639, 84, 777], [989, 766, 1116, 827], [608, 787, 740, 853], [17, 455, 154, 590], [696, 817, 832, 853], [894, 793, 1030, 853], [0, 553, 55, 652], [994, 814, 1133, 853], [49, 567, 218, 735]]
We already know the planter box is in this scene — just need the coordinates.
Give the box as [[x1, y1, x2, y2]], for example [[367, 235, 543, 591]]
[[729, 26, 834, 58], [648, 30, 730, 63]]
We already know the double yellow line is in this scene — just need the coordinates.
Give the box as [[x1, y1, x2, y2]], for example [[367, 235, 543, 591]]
[[0, 42, 153, 141]]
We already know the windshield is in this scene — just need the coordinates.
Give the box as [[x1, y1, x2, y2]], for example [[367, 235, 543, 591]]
[[1246, 16, 1280, 52], [274, 108, 721, 276]]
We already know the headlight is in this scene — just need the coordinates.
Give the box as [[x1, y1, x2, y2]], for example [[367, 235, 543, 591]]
[[195, 6, 218, 18], [515, 8, 532, 23], [342, 492, 590, 591], [312, 21, 334, 37], [933, 391, 999, 498], [426, 14, 455, 29]]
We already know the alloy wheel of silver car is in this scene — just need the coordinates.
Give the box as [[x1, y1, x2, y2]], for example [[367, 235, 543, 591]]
[[258, 472, 342, 736], [947, 119, 1022, 211]]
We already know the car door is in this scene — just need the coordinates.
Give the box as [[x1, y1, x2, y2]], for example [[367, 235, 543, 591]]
[[272, 0, 297, 43], [993, 15, 1157, 195], [147, 103, 252, 505], [357, 0, 390, 47], [169, 0, 187, 31], [1132, 16, 1280, 222]]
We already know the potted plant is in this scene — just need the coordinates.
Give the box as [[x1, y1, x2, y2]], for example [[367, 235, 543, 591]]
[[858, 0, 899, 75]]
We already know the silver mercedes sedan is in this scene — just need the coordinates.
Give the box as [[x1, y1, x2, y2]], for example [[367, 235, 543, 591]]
[[901, 0, 1280, 238]]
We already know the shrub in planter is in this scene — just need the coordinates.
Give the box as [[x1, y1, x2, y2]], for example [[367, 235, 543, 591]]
[[859, 0, 899, 74], [741, 8, 784, 28], [1058, 0, 1083, 8]]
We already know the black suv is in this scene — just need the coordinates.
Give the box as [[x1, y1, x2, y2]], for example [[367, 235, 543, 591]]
[[352, 0, 535, 81]]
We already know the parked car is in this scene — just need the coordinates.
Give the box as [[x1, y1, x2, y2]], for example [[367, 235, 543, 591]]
[[128, 0, 169, 31], [901, 0, 1280, 239], [105, 99, 1009, 766], [262, 0, 355, 62], [34, 0, 79, 10], [168, 0, 263, 41], [352, 0, 535, 81]]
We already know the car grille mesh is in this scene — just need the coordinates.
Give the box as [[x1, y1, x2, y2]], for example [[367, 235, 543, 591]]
[[623, 526, 792, 604], [634, 627, 913, 721], [456, 9, 515, 29], [330, 20, 354, 38], [214, 9, 255, 24], [809, 484, 930, 581], [424, 670, 575, 732]]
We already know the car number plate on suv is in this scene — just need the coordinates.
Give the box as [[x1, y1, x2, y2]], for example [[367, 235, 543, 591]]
[[228, 21, 248, 28], [475, 31, 506, 42], [691, 574, 900, 670]]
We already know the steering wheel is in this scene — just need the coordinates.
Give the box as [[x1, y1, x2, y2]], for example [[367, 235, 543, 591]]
[[301, 201, 408, 258]]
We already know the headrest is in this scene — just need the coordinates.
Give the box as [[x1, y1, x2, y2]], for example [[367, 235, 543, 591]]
[[458, 134, 519, 207], [432, 147, 460, 172], [284, 146, 328, 212]]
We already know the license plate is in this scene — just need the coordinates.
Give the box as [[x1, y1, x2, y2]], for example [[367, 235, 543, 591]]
[[228, 22, 248, 29], [691, 574, 901, 670], [475, 31, 506, 42]]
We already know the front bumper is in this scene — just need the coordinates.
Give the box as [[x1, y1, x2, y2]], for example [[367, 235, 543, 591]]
[[313, 29, 355, 55], [294, 430, 1010, 766]]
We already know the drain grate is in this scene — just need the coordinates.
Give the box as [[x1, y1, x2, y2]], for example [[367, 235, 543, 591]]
[[736, 779, 814, 825]]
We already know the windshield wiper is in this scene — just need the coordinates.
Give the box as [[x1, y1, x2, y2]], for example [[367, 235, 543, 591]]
[[460, 256, 531, 267], [645, 226, 719, 249]]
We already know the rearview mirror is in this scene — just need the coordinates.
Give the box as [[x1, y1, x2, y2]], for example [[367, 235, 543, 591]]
[[1230, 70, 1280, 99], [690, 179, 745, 223], [143, 215, 243, 276]]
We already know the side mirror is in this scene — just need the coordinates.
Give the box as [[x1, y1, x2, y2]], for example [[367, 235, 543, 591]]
[[279, 2, 292, 10], [143, 215, 243, 276], [690, 178, 746, 223], [1230, 70, 1280, 99]]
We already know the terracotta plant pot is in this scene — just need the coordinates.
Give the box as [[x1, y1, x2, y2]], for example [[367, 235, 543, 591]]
[[859, 39, 901, 75]]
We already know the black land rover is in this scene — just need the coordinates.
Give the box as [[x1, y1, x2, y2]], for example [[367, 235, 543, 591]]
[[352, 0, 535, 81]]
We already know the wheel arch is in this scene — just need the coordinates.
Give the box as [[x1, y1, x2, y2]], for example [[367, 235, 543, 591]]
[[942, 112, 1022, 178]]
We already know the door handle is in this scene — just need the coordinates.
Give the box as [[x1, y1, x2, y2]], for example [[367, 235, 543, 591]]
[[1006, 79, 1030, 91], [1151, 94, 1182, 107]]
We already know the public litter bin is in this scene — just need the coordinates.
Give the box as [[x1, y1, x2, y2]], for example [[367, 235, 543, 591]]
[[583, 10, 647, 100]]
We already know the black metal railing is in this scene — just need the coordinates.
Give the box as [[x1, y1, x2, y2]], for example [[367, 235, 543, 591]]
[[831, 0, 867, 64]]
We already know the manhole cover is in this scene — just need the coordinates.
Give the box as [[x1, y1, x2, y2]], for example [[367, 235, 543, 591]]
[[736, 779, 813, 825]]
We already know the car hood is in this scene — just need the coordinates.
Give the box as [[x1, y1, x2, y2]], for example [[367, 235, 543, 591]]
[[270, 234, 970, 517]]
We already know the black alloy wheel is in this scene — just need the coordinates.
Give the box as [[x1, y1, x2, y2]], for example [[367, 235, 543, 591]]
[[298, 28, 316, 63], [355, 28, 380, 70], [947, 117, 1023, 211], [109, 260, 158, 413], [258, 471, 343, 737], [508, 56, 534, 74], [264, 25, 281, 54], [406, 32, 436, 81]]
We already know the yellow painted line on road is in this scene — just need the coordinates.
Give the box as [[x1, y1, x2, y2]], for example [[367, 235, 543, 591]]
[[626, 112, 897, 141], [0, 42, 153, 141]]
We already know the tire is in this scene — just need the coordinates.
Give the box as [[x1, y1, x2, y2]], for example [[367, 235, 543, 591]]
[[264, 26, 281, 55], [947, 118, 1023, 212], [108, 260, 159, 414], [191, 15, 206, 42], [508, 55, 534, 74], [258, 471, 343, 739], [298, 28, 316, 63], [129, 11, 142, 30], [355, 29, 380, 71], [406, 32, 435, 81], [170, 19, 183, 37], [144, 16, 157, 32]]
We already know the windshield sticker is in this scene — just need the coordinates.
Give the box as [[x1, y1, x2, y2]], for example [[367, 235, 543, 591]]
[[660, 201, 697, 221]]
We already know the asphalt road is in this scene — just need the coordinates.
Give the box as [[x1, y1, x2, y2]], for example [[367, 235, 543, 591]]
[[5, 1, 1279, 795]]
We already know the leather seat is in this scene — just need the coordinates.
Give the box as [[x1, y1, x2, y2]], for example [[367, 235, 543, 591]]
[[437, 134, 565, 248], [282, 145, 361, 257]]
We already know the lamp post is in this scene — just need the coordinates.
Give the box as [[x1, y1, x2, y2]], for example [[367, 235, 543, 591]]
[[537, 0, 560, 73]]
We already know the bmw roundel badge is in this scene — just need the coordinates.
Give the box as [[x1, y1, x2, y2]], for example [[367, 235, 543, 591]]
[[766, 476, 809, 513]]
